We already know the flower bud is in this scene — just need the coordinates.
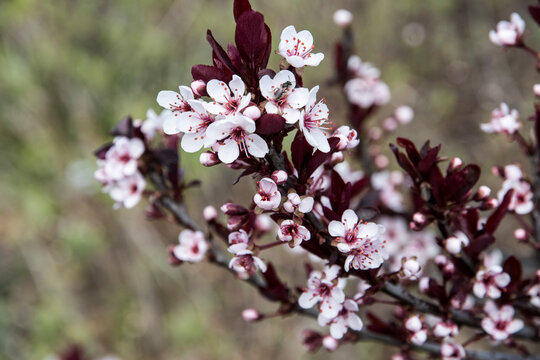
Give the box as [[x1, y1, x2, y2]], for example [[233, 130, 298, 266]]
[[242, 308, 261, 322], [322, 335, 339, 351], [203, 206, 217, 222], [481, 198, 498, 210], [394, 106, 414, 124], [200, 151, 220, 166], [243, 105, 261, 120], [419, 277, 430, 293], [402, 258, 422, 279], [375, 154, 389, 169], [514, 228, 528, 242], [255, 214, 272, 232], [301, 330, 322, 352], [477, 185, 491, 199], [333, 9, 353, 27], [534, 84, 540, 97], [435, 254, 448, 267], [220, 202, 248, 216], [383, 117, 398, 132], [405, 315, 422, 332], [331, 151, 345, 164], [271, 170, 288, 184], [191, 80, 206, 96], [412, 212, 426, 225], [449, 157, 463, 171], [368, 126, 383, 141]]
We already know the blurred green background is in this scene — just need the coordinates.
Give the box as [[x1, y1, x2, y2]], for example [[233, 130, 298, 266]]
[[1, 0, 539, 359]]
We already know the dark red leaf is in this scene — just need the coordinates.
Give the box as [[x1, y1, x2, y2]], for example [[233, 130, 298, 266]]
[[465, 233, 495, 257], [93, 142, 112, 160], [191, 64, 231, 83], [233, 0, 252, 22], [445, 164, 481, 202], [227, 43, 242, 69], [305, 137, 341, 176], [256, 114, 286, 135], [529, 5, 540, 27], [503, 256, 522, 293], [291, 133, 311, 174], [417, 144, 440, 174], [261, 24, 272, 69], [235, 11, 267, 69], [259, 263, 290, 302], [397, 137, 421, 164], [206, 30, 237, 73], [110, 116, 134, 137], [483, 189, 514, 234]]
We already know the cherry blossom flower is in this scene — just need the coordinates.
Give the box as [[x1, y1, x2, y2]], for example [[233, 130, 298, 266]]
[[278, 25, 324, 68], [317, 299, 363, 339], [405, 315, 427, 345], [283, 193, 314, 214], [163, 99, 216, 152], [394, 106, 414, 124], [253, 178, 281, 210], [400, 258, 422, 281], [481, 301, 524, 341], [259, 70, 309, 124], [333, 161, 364, 184], [441, 342, 466, 360], [433, 320, 459, 338], [299, 86, 331, 152], [353, 280, 372, 303], [107, 172, 146, 209], [228, 247, 267, 277], [278, 219, 311, 247], [242, 308, 261, 322], [141, 109, 171, 140], [345, 77, 390, 108], [204, 75, 251, 116], [527, 271, 540, 308], [480, 103, 520, 135], [489, 13, 525, 47], [271, 170, 288, 184], [228, 229, 250, 252], [205, 114, 268, 163], [500, 180, 534, 215], [333, 9, 353, 28], [371, 171, 405, 212], [444, 231, 470, 255], [203, 205, 217, 221], [347, 56, 381, 78], [322, 335, 339, 351], [332, 126, 360, 150], [298, 265, 346, 318], [328, 209, 386, 253], [473, 265, 511, 299], [173, 229, 208, 263], [156, 85, 194, 113], [101, 137, 145, 181]]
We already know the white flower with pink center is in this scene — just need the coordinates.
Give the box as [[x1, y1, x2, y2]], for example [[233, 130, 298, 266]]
[[204, 75, 251, 116], [278, 219, 311, 247], [107, 171, 146, 209], [371, 171, 405, 212], [328, 209, 386, 254], [141, 109, 171, 140], [299, 86, 331, 153], [259, 70, 309, 124], [253, 178, 281, 210], [499, 180, 534, 215], [102, 137, 145, 181], [283, 193, 314, 214], [473, 265, 511, 299], [278, 25, 324, 68], [205, 114, 268, 163], [156, 85, 194, 113], [332, 125, 360, 150], [481, 301, 524, 341], [298, 265, 346, 319], [317, 299, 363, 339], [228, 229, 250, 253], [163, 99, 216, 152], [481, 103, 520, 135], [345, 77, 391, 108], [347, 56, 380, 78], [489, 13, 525, 47], [228, 246, 267, 277], [173, 229, 208, 263], [441, 342, 466, 360]]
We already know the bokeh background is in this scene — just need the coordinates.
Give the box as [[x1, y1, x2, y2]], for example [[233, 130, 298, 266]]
[[1, 0, 539, 359]]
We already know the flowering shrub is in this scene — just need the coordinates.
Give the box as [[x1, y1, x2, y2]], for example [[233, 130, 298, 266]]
[[93, 1, 540, 359]]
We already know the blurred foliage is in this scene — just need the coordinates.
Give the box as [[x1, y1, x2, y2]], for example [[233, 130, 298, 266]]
[[1, 0, 539, 359]]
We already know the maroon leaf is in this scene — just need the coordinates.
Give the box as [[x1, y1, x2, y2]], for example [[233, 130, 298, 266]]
[[206, 30, 237, 73], [259, 263, 290, 302], [233, 0, 252, 22], [502, 256, 522, 293], [305, 138, 340, 176], [235, 11, 267, 69], [261, 24, 272, 69], [483, 189, 514, 235], [417, 144, 440, 174], [397, 137, 421, 164], [93, 142, 112, 160], [445, 164, 481, 202], [291, 133, 311, 174], [191, 64, 231, 83], [227, 43, 242, 69], [529, 5, 540, 27], [110, 116, 134, 137], [256, 114, 286, 135], [465, 233, 495, 257]]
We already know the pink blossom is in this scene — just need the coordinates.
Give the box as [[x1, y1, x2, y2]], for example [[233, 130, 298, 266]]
[[317, 299, 363, 339], [205, 114, 269, 163], [394, 106, 414, 124], [444, 232, 469, 255], [259, 70, 309, 124], [527, 283, 540, 308], [405, 315, 427, 345], [473, 265, 510, 299], [107, 172, 146, 209], [441, 342, 466, 360], [203, 205, 217, 221], [278, 25, 324, 68], [298, 265, 346, 318], [271, 170, 288, 184], [332, 126, 360, 150], [480, 103, 520, 135], [253, 178, 281, 210], [347, 56, 381, 78], [333, 9, 353, 28], [173, 229, 208, 263], [433, 321, 459, 338], [371, 171, 405, 212], [204, 75, 251, 116], [400, 258, 422, 281], [242, 105, 261, 120], [100, 137, 145, 181], [228, 229, 250, 252], [489, 13, 525, 47], [322, 335, 339, 351], [499, 179, 534, 215], [283, 193, 314, 214], [141, 109, 171, 140], [299, 86, 331, 152], [278, 219, 311, 247], [242, 308, 261, 322], [228, 246, 267, 277], [345, 77, 390, 108], [481, 301, 524, 341], [199, 151, 220, 166], [156, 85, 194, 113]]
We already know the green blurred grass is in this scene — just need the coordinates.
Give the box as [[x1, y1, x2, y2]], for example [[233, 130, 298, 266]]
[[0, 0, 538, 359]]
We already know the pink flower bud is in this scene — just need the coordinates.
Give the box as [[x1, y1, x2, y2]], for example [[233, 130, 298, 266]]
[[271, 170, 288, 184], [368, 126, 382, 141], [405, 315, 423, 332], [534, 84, 540, 97], [255, 214, 273, 232], [203, 206, 217, 221], [477, 185, 491, 199], [322, 335, 339, 351], [419, 277, 430, 293], [301, 330, 322, 352], [412, 212, 426, 225], [190, 80, 206, 96], [220, 202, 247, 216], [383, 117, 398, 132], [449, 157, 463, 171], [168, 245, 183, 266], [243, 105, 261, 120], [241, 308, 261, 322], [401, 258, 422, 280], [333, 9, 353, 27], [331, 151, 345, 164], [394, 106, 414, 124], [514, 228, 528, 241], [375, 154, 389, 169], [435, 255, 448, 267], [200, 151, 220, 166], [482, 198, 498, 209]]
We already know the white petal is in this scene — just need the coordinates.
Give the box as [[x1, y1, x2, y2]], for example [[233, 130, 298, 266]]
[[206, 79, 230, 104], [229, 75, 245, 98], [341, 209, 358, 230], [157, 90, 181, 109], [287, 87, 310, 109], [330, 320, 347, 339], [217, 140, 239, 164], [280, 25, 297, 42], [298, 291, 319, 309], [347, 314, 363, 331], [281, 107, 300, 124], [246, 134, 269, 158], [328, 221, 345, 237], [304, 52, 325, 67], [181, 133, 204, 153], [286, 55, 306, 68]]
